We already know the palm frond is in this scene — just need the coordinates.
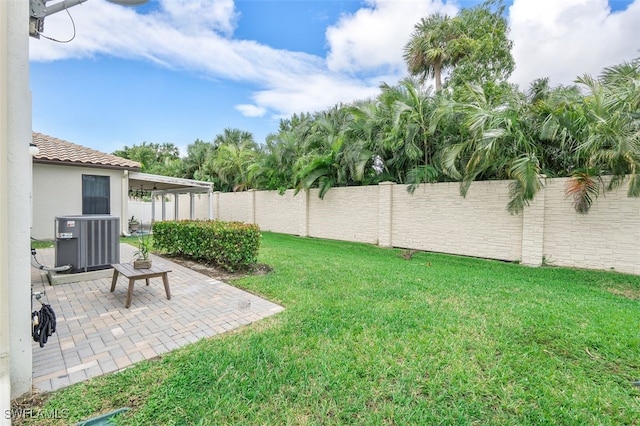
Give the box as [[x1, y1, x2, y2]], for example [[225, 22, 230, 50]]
[[406, 165, 439, 194], [506, 154, 542, 214], [439, 142, 467, 179], [627, 173, 640, 197], [318, 177, 336, 199], [564, 168, 602, 214]]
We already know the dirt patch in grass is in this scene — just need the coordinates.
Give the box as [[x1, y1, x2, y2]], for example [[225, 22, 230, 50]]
[[605, 286, 640, 300], [9, 390, 51, 425]]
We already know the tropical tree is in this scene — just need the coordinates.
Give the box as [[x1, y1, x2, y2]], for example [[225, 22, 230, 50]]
[[403, 13, 456, 92], [436, 83, 544, 213], [403, 0, 513, 92], [214, 128, 259, 150], [183, 139, 215, 180], [249, 131, 301, 192], [344, 99, 396, 183], [447, 0, 514, 90], [384, 79, 441, 190], [526, 78, 582, 177], [112, 142, 181, 175], [562, 59, 640, 212], [293, 106, 371, 198], [209, 142, 259, 192]]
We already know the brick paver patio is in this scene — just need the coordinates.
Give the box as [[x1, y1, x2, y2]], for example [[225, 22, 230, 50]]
[[30, 243, 284, 392]]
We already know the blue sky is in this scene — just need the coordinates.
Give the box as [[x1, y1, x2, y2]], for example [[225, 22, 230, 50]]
[[30, 0, 639, 156]]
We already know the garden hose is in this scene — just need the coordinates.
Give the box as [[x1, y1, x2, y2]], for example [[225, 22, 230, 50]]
[[32, 303, 57, 348]]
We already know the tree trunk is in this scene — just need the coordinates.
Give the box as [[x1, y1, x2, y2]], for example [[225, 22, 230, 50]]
[[434, 64, 442, 92]]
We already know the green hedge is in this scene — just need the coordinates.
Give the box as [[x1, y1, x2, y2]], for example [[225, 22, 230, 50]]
[[152, 220, 261, 272]]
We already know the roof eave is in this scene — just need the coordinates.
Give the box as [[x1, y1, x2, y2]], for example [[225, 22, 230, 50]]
[[33, 158, 141, 171]]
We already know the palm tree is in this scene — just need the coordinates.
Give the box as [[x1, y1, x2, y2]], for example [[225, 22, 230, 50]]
[[403, 14, 456, 92], [182, 139, 214, 179], [563, 61, 640, 212], [344, 99, 395, 184], [214, 128, 258, 150], [385, 79, 442, 191], [404, 1, 513, 92], [249, 131, 301, 192], [209, 142, 258, 192], [292, 106, 372, 198], [437, 84, 544, 213]]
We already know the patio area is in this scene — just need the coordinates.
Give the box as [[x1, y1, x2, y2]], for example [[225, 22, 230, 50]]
[[29, 244, 284, 393]]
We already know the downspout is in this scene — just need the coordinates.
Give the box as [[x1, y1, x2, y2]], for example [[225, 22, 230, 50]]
[[121, 170, 131, 237]]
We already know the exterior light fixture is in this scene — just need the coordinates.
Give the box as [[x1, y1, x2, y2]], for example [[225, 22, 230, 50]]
[[29, 0, 147, 38], [29, 143, 39, 157]]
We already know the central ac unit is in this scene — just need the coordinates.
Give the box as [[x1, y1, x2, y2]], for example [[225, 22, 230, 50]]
[[55, 215, 120, 273]]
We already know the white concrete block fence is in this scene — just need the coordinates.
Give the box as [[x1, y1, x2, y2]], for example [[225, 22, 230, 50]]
[[174, 178, 640, 276]]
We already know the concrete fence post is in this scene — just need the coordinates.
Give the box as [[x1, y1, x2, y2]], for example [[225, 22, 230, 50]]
[[378, 181, 395, 247], [248, 189, 256, 224], [520, 181, 546, 266], [213, 192, 220, 220], [299, 190, 309, 237]]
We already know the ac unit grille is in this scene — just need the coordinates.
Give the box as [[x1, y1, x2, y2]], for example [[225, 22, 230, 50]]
[[55, 215, 120, 273]]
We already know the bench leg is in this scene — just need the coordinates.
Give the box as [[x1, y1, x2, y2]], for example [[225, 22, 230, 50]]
[[145, 278, 150, 286], [125, 278, 135, 308], [162, 273, 171, 300], [110, 270, 119, 292]]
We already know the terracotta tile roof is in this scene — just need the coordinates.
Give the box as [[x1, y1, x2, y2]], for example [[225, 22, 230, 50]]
[[32, 132, 141, 170]]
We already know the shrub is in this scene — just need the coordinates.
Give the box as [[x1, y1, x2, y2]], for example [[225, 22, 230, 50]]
[[152, 220, 261, 272]]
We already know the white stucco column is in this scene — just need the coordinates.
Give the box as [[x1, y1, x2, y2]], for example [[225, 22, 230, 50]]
[[174, 194, 179, 220], [0, 0, 11, 414], [121, 171, 130, 235], [190, 193, 195, 220], [151, 194, 156, 223], [3, 0, 33, 402]]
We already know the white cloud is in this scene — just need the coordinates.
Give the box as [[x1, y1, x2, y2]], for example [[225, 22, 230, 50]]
[[29, 0, 387, 119], [29, 0, 640, 128], [325, 0, 457, 73], [156, 0, 238, 35], [252, 73, 381, 118], [235, 104, 266, 117], [509, 0, 640, 88]]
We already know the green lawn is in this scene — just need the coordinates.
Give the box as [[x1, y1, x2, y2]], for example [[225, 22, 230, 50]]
[[24, 233, 640, 425]]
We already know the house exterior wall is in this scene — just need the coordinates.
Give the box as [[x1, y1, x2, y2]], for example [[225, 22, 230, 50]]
[[199, 178, 640, 275], [32, 164, 125, 240]]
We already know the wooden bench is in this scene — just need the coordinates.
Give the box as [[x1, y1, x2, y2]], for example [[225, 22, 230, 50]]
[[110, 263, 172, 308]]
